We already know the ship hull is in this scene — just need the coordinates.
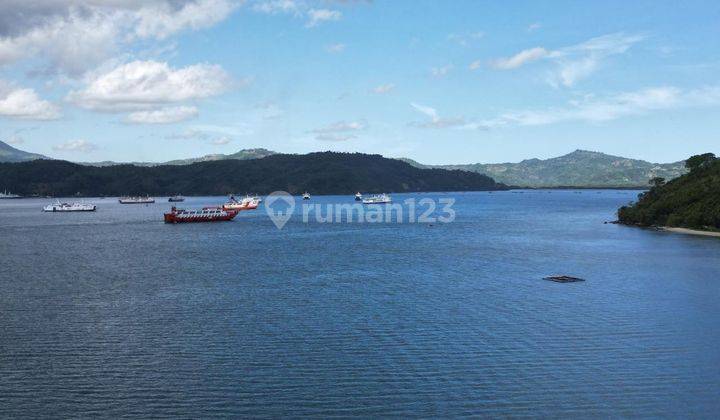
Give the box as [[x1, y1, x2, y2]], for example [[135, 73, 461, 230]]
[[164, 210, 238, 223]]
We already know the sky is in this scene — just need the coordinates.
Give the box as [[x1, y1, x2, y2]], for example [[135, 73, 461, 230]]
[[0, 0, 719, 164]]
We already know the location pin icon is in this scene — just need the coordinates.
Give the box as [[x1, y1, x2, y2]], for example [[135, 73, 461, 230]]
[[264, 191, 295, 230]]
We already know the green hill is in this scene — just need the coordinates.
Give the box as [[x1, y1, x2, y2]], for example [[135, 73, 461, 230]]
[[0, 152, 507, 197], [618, 153, 720, 230], [0, 140, 47, 162], [409, 150, 687, 188]]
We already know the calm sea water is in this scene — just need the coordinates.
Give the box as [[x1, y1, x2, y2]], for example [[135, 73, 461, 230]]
[[1, 191, 719, 418]]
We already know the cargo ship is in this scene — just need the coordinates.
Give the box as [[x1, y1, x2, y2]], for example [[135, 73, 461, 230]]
[[119, 196, 155, 204], [43, 201, 96, 212], [164, 206, 238, 223]]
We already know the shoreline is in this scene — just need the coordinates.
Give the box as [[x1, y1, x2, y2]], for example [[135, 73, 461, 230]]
[[660, 227, 720, 238]]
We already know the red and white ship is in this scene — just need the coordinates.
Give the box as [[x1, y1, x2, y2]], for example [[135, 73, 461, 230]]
[[222, 195, 260, 211], [164, 206, 238, 223]]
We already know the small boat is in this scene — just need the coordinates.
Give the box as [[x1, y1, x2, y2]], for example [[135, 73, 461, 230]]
[[119, 196, 155, 204], [222, 195, 259, 211], [302, 192, 310, 200], [43, 200, 96, 212], [354, 192, 363, 201], [164, 206, 238, 223], [0, 190, 21, 199], [168, 195, 185, 202], [362, 193, 392, 204]]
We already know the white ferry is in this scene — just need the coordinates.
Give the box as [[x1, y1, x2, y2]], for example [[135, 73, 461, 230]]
[[43, 201, 96, 212], [0, 190, 21, 199], [355, 192, 363, 201], [362, 193, 392, 204], [119, 196, 155, 204], [302, 192, 311, 200]]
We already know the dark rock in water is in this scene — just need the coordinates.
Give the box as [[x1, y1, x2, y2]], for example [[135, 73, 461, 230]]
[[543, 275, 585, 283]]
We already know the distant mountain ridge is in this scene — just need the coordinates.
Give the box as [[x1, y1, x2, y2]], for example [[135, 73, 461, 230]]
[[0, 140, 47, 162], [0, 152, 507, 196], [405, 150, 688, 188], [80, 148, 277, 167], [0, 140, 690, 188]]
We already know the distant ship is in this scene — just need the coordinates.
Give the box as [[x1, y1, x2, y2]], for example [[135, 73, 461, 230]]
[[362, 193, 392, 204], [355, 192, 363, 201], [168, 195, 185, 202], [0, 190, 21, 199], [302, 192, 310, 200], [222, 195, 260, 211], [43, 201, 96, 212], [119, 196, 155, 204], [164, 206, 238, 223]]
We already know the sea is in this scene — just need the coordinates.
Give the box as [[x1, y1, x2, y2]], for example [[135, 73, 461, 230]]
[[1, 190, 719, 418]]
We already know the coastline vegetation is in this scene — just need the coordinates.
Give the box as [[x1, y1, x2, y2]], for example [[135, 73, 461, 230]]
[[618, 153, 719, 231]]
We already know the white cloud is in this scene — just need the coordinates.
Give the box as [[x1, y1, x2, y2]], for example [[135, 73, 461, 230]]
[[527, 22, 542, 32], [306, 9, 342, 27], [312, 120, 366, 133], [447, 31, 484, 46], [125, 106, 198, 124], [410, 102, 466, 129], [311, 120, 365, 141], [431, 65, 453, 78], [210, 136, 231, 145], [68, 60, 230, 111], [326, 43, 346, 53], [468, 60, 482, 71], [490, 47, 550, 70], [0, 1, 239, 76], [0, 82, 60, 120], [251, 0, 301, 14], [5, 134, 24, 144], [477, 85, 720, 128], [372, 83, 395, 94], [53, 139, 97, 153], [488, 32, 645, 87], [315, 133, 356, 141]]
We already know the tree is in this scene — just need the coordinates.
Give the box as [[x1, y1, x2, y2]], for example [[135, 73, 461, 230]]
[[685, 153, 716, 172], [649, 177, 666, 188]]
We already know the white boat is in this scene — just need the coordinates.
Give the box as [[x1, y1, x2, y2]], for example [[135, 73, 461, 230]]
[[362, 193, 392, 204], [354, 192, 363, 201], [222, 195, 260, 211], [302, 192, 310, 200], [43, 200, 96, 212], [0, 190, 21, 199], [119, 196, 155, 204], [168, 195, 185, 202]]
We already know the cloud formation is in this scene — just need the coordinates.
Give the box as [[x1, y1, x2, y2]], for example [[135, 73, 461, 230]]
[[52, 139, 97, 153], [490, 47, 550, 70], [310, 120, 365, 141], [125, 106, 199, 124], [485, 32, 645, 86], [372, 83, 395, 94], [431, 65, 453, 78], [251, 1, 342, 28], [0, 0, 239, 76], [68, 60, 230, 112], [0, 82, 60, 120], [410, 103, 466, 129]]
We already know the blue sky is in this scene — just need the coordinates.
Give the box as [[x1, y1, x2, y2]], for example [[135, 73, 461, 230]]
[[0, 0, 719, 164]]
